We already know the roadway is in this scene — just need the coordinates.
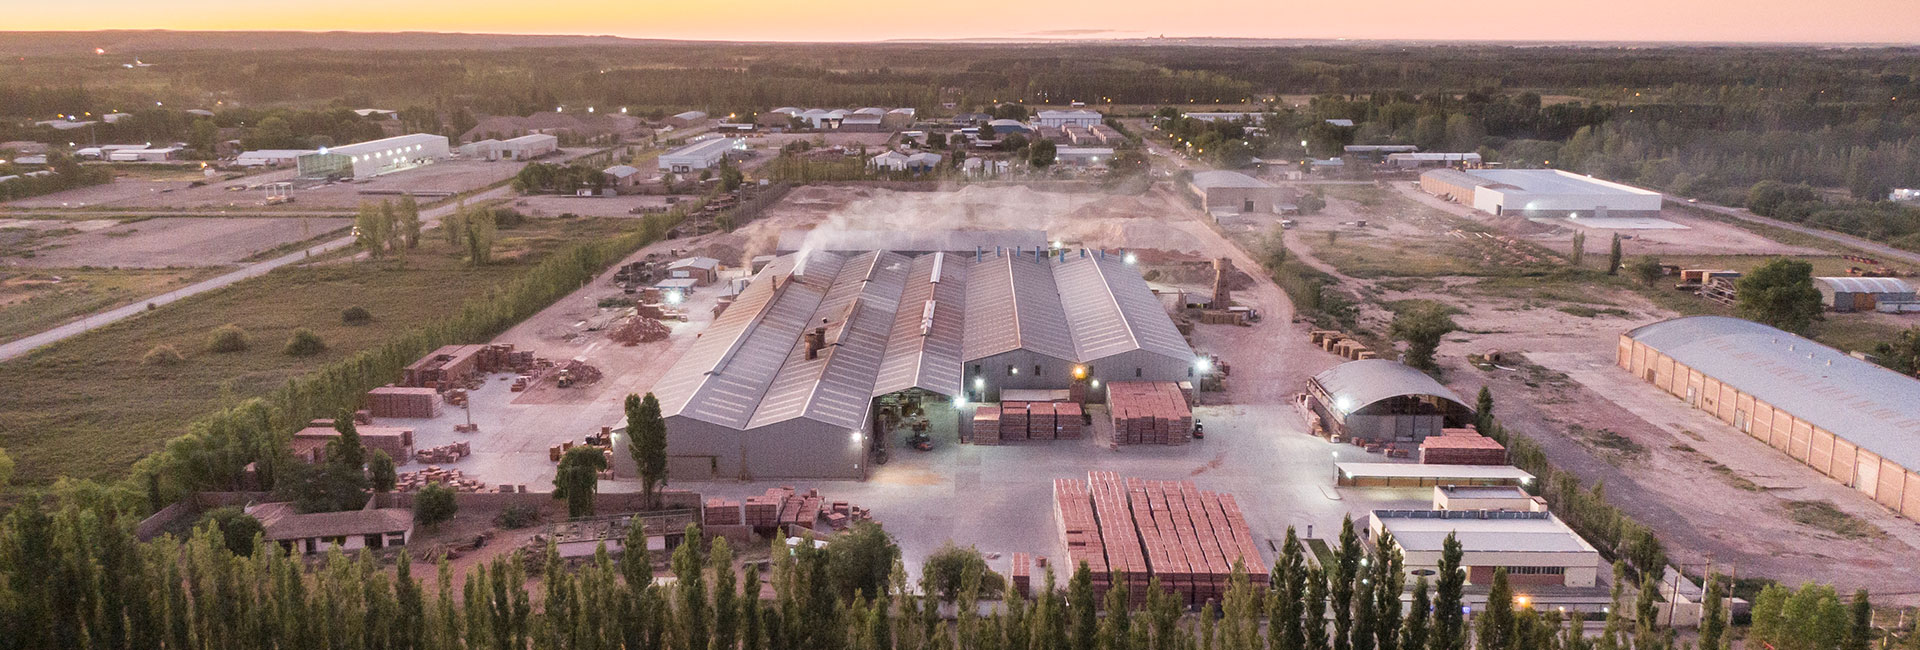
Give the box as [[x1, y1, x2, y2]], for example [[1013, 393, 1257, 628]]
[[1671, 198, 1920, 266], [0, 186, 510, 362]]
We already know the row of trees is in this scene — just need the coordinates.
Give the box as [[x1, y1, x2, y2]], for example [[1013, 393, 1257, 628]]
[[0, 151, 113, 201], [355, 197, 424, 259]]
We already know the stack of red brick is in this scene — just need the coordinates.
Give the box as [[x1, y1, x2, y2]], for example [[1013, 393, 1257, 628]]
[[972, 406, 1001, 445], [744, 487, 792, 527], [1419, 427, 1507, 465], [366, 386, 442, 419], [1002, 403, 1030, 441], [780, 489, 824, 530], [1010, 552, 1033, 598], [1108, 382, 1193, 445], [1053, 473, 1266, 608], [1055, 403, 1084, 439], [704, 498, 743, 526]]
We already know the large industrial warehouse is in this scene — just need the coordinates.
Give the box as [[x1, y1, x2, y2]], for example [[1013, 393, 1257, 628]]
[[296, 133, 450, 181], [1420, 168, 1664, 218], [650, 245, 1197, 480], [1306, 359, 1475, 443], [1620, 316, 1920, 519]]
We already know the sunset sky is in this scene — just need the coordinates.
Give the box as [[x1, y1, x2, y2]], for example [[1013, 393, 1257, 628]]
[[8, 0, 1920, 43]]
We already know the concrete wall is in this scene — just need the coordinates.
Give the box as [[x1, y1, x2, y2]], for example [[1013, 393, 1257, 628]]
[[1193, 184, 1289, 213], [1081, 348, 1195, 390], [1474, 185, 1663, 219], [661, 413, 867, 481], [965, 349, 1080, 401], [1399, 548, 1599, 588], [1619, 335, 1920, 520]]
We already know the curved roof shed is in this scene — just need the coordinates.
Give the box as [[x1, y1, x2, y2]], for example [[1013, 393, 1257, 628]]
[[1309, 359, 1474, 423]]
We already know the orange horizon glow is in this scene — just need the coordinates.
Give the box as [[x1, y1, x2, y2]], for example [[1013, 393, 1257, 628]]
[[8, 0, 1920, 44]]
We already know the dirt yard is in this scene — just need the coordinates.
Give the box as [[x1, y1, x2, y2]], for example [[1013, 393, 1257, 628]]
[[3, 216, 351, 268], [1267, 178, 1920, 599]]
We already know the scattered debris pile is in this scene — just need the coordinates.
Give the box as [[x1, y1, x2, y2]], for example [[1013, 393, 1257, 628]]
[[398, 467, 486, 493], [413, 442, 472, 464], [1311, 330, 1376, 361], [609, 316, 671, 345], [724, 486, 873, 532]]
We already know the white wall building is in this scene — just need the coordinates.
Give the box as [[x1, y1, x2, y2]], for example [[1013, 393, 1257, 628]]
[[296, 133, 450, 181], [1370, 509, 1601, 588], [236, 149, 313, 167], [499, 133, 559, 161], [1464, 169, 1664, 218], [1055, 146, 1115, 167], [657, 137, 744, 173], [1036, 110, 1104, 128], [108, 147, 181, 162]]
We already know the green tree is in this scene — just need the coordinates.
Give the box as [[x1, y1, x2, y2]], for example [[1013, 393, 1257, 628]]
[[195, 506, 264, 556], [674, 525, 710, 650], [628, 393, 669, 508], [1570, 231, 1586, 268], [1297, 191, 1327, 215], [1844, 589, 1872, 650], [1473, 386, 1495, 433], [330, 416, 368, 472], [552, 446, 608, 518], [414, 482, 458, 527], [712, 536, 739, 650], [397, 195, 422, 249], [1606, 233, 1622, 275], [369, 450, 397, 493], [206, 323, 251, 353], [356, 200, 392, 258], [1873, 326, 1920, 375], [1069, 562, 1097, 650], [1629, 256, 1665, 287], [1305, 566, 1330, 650], [464, 207, 496, 265], [1698, 574, 1727, 650], [1273, 528, 1307, 650], [1331, 517, 1360, 650], [1390, 303, 1458, 373], [1477, 569, 1514, 650], [827, 521, 899, 601], [1737, 258, 1824, 333], [1429, 534, 1464, 650], [284, 328, 327, 357], [1373, 532, 1404, 650], [1401, 577, 1430, 650], [0, 446, 13, 495], [1030, 139, 1058, 168]]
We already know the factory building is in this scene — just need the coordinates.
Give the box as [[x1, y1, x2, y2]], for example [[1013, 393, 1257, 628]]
[[657, 137, 744, 173], [1620, 316, 1920, 519], [1055, 146, 1115, 166], [1035, 110, 1104, 128], [1307, 359, 1475, 443], [499, 133, 559, 161], [1421, 168, 1663, 218], [1815, 277, 1917, 312], [1370, 509, 1602, 587], [235, 149, 312, 167], [1188, 170, 1291, 214], [651, 244, 1195, 479], [296, 133, 450, 181], [1387, 152, 1482, 169]]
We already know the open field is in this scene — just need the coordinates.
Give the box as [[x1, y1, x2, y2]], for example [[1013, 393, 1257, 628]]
[[2, 216, 351, 268], [0, 215, 642, 486], [1256, 173, 1920, 596], [0, 266, 218, 344]]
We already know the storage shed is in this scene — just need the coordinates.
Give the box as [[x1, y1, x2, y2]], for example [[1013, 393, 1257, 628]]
[[1307, 359, 1475, 443], [1188, 170, 1290, 214], [1370, 509, 1601, 587], [1815, 277, 1916, 312], [1620, 316, 1920, 519]]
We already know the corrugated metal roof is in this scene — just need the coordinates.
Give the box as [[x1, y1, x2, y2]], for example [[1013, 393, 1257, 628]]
[[874, 253, 971, 397], [1420, 168, 1496, 188], [1055, 254, 1193, 364], [1627, 316, 1920, 470], [1816, 277, 1914, 294], [961, 253, 1079, 363], [653, 253, 843, 429], [1190, 170, 1274, 190], [1312, 359, 1470, 417], [749, 252, 910, 431]]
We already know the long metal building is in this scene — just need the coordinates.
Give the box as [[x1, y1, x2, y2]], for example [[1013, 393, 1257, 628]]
[[650, 246, 1197, 480], [1620, 316, 1920, 519]]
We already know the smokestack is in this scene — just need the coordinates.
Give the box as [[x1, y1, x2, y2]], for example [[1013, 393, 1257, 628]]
[[1213, 257, 1235, 307], [806, 326, 827, 360]]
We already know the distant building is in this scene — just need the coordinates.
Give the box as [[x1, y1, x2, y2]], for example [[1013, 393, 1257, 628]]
[[108, 147, 181, 162], [1055, 146, 1115, 167], [1815, 277, 1917, 312], [839, 114, 886, 132], [869, 150, 910, 172], [1306, 359, 1475, 443], [1386, 152, 1481, 169], [1421, 168, 1664, 219], [1324, 119, 1355, 127], [1184, 112, 1265, 124], [235, 149, 312, 167], [658, 137, 744, 174], [604, 164, 644, 188], [1188, 170, 1291, 214], [1892, 189, 1920, 203], [905, 152, 942, 172], [297, 133, 450, 181], [0, 141, 49, 155], [667, 111, 710, 128], [248, 502, 414, 556], [460, 111, 644, 144], [499, 133, 559, 161], [1344, 144, 1419, 162], [667, 256, 722, 285], [1035, 110, 1104, 128], [459, 139, 503, 161], [986, 119, 1031, 135]]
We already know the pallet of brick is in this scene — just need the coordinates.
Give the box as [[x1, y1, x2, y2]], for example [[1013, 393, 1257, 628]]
[[972, 406, 1001, 445], [1088, 472, 1149, 606], [1000, 402, 1029, 442], [1010, 552, 1033, 598], [403, 344, 486, 388], [704, 499, 742, 526], [1053, 478, 1109, 585], [1419, 433, 1507, 465], [365, 386, 442, 419], [1056, 402, 1083, 439], [1207, 492, 1269, 588], [1028, 401, 1057, 441]]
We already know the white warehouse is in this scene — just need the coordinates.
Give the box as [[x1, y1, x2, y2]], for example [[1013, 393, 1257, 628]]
[[1423, 168, 1664, 219], [499, 134, 559, 161], [297, 133, 450, 181], [1035, 110, 1104, 128], [658, 137, 745, 173]]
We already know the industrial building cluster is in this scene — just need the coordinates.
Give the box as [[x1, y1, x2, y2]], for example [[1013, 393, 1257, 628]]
[[652, 242, 1200, 480]]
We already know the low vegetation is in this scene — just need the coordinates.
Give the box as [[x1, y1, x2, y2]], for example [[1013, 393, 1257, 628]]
[[1783, 500, 1884, 539], [204, 324, 251, 353], [282, 328, 326, 357]]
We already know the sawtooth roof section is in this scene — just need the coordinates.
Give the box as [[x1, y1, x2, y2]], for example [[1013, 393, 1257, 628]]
[[748, 251, 913, 431], [961, 252, 1079, 363], [1055, 254, 1194, 364], [874, 252, 971, 397], [654, 252, 845, 428]]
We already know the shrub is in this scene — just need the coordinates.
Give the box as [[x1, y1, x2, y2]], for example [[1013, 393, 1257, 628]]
[[414, 483, 458, 527], [141, 344, 185, 366], [196, 506, 264, 556], [205, 324, 250, 353], [922, 542, 1005, 601], [340, 306, 373, 325], [283, 328, 327, 357], [497, 503, 540, 529]]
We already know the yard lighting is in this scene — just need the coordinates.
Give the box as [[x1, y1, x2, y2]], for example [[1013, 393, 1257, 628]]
[[952, 395, 965, 407], [665, 290, 684, 305], [974, 377, 984, 389], [1123, 252, 1137, 265], [1090, 379, 1100, 388], [1516, 595, 1532, 609], [1335, 396, 1354, 412], [1195, 357, 1213, 373], [850, 431, 862, 443], [1072, 365, 1088, 380]]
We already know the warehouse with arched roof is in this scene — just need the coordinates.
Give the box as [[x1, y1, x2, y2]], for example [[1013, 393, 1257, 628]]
[[1306, 359, 1475, 443], [1620, 316, 1920, 519]]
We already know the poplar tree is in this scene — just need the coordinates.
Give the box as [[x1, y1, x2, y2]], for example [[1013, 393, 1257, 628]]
[[1429, 535, 1464, 650], [1274, 529, 1307, 650], [1332, 517, 1360, 650], [1104, 570, 1133, 650], [1606, 233, 1622, 275], [630, 393, 670, 508], [1373, 532, 1404, 650], [1401, 578, 1430, 650], [1305, 566, 1330, 650], [1477, 569, 1514, 650], [742, 563, 765, 650], [1698, 574, 1726, 650], [712, 537, 739, 650], [1069, 562, 1098, 650], [675, 526, 711, 650]]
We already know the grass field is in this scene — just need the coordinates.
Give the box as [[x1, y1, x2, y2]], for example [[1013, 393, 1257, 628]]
[[0, 215, 639, 486], [0, 267, 220, 344]]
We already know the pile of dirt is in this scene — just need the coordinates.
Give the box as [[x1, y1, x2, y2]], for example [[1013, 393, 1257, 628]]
[[609, 316, 670, 346], [1063, 195, 1161, 221], [556, 359, 604, 386]]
